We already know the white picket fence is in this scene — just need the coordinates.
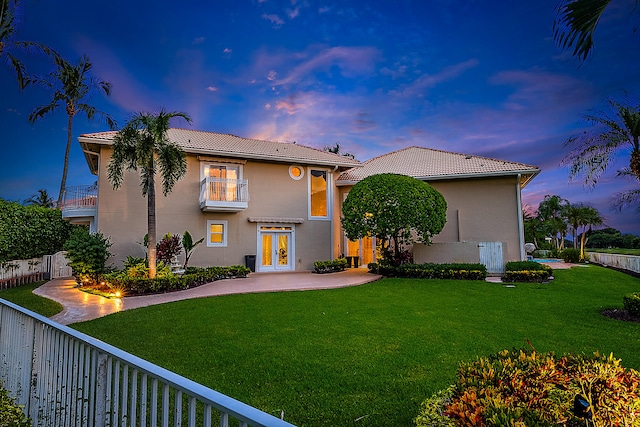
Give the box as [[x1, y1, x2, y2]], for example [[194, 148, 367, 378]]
[[0, 252, 72, 288], [587, 252, 640, 274]]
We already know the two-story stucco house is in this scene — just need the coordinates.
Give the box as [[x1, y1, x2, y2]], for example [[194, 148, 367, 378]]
[[62, 128, 539, 273]]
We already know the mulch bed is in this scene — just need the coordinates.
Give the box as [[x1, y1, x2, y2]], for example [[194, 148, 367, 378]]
[[601, 308, 640, 323]]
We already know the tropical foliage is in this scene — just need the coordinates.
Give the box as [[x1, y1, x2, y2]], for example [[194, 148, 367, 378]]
[[63, 227, 112, 284], [181, 230, 204, 268], [341, 173, 447, 262], [23, 188, 54, 208], [418, 349, 640, 426], [27, 54, 116, 206], [0, 0, 57, 88], [107, 109, 190, 278], [553, 0, 639, 61], [562, 96, 640, 212], [524, 195, 605, 256], [0, 198, 73, 262]]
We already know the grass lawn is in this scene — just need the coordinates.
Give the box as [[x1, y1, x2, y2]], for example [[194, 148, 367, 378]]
[[0, 281, 62, 317], [71, 265, 639, 427], [588, 248, 640, 256]]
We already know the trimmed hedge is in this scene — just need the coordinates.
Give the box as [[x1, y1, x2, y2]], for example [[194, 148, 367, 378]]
[[368, 262, 487, 280], [313, 258, 348, 274], [623, 293, 640, 317], [102, 265, 250, 296], [503, 261, 553, 283], [416, 349, 640, 426]]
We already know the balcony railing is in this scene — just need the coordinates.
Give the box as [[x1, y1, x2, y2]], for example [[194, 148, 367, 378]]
[[200, 178, 249, 212], [61, 184, 98, 210], [0, 299, 296, 427]]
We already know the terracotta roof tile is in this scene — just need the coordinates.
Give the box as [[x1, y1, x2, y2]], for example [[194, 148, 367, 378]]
[[79, 128, 362, 168], [337, 146, 539, 183]]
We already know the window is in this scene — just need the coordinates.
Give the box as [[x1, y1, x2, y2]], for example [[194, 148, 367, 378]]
[[309, 168, 329, 218], [289, 165, 304, 180], [207, 220, 228, 247], [201, 163, 242, 202]]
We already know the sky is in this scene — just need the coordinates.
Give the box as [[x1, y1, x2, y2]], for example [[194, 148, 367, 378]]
[[1, 0, 639, 235]]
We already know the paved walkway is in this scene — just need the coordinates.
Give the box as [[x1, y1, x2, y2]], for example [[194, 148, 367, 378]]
[[34, 269, 382, 325]]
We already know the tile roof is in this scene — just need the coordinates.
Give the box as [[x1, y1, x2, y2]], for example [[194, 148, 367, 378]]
[[337, 146, 540, 185], [78, 128, 362, 168]]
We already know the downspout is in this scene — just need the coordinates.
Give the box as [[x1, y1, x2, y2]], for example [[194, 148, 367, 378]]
[[516, 174, 525, 260], [330, 166, 339, 260]]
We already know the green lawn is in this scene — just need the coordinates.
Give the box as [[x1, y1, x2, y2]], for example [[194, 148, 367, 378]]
[[588, 248, 640, 256], [66, 266, 640, 426], [0, 281, 63, 317]]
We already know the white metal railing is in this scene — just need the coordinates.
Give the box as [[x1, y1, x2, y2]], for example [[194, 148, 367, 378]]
[[0, 299, 296, 427], [61, 185, 98, 210], [199, 178, 249, 204], [587, 252, 640, 274]]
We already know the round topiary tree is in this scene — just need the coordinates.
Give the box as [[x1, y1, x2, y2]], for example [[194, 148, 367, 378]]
[[341, 173, 447, 263]]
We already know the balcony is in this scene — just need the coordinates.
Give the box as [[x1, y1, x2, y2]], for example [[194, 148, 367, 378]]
[[61, 184, 97, 231], [200, 177, 249, 212]]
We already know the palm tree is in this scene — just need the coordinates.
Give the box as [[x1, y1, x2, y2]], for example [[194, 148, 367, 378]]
[[562, 96, 640, 209], [1, 0, 57, 88], [24, 189, 54, 208], [107, 110, 190, 278], [537, 195, 568, 249], [27, 54, 116, 206], [553, 0, 639, 61], [323, 142, 356, 159], [572, 204, 604, 261]]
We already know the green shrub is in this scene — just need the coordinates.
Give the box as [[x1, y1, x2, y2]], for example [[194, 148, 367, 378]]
[[103, 265, 250, 296], [418, 349, 640, 427], [0, 383, 31, 427], [503, 261, 553, 283], [414, 386, 456, 427], [623, 293, 640, 317], [0, 199, 73, 262], [369, 262, 487, 280], [313, 258, 348, 274], [64, 228, 112, 284], [561, 248, 581, 263]]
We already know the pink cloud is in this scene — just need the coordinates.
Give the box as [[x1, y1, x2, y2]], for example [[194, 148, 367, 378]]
[[391, 59, 479, 98]]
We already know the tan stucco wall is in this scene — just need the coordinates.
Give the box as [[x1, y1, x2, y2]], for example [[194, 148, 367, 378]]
[[95, 147, 337, 271], [335, 175, 525, 265]]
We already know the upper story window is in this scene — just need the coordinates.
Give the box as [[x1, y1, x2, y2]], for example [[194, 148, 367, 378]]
[[289, 165, 304, 180], [201, 163, 243, 202], [309, 168, 330, 219]]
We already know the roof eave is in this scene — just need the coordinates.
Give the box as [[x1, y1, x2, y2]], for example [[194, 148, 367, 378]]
[[337, 169, 541, 186]]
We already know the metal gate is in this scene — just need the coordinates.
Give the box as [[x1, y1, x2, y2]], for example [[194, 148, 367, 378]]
[[479, 242, 504, 273]]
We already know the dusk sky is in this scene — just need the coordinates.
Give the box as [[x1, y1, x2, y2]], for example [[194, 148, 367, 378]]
[[1, 0, 639, 235]]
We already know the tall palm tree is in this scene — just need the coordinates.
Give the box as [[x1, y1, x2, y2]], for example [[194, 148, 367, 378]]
[[1, 0, 57, 88], [107, 110, 190, 279], [553, 0, 639, 61], [27, 54, 116, 206], [562, 97, 640, 209]]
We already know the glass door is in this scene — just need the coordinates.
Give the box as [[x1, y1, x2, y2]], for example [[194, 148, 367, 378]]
[[258, 226, 294, 271]]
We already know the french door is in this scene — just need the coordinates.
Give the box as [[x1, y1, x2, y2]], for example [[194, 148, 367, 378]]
[[258, 226, 294, 271]]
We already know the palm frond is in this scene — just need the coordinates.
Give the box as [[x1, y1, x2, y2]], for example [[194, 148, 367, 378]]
[[553, 0, 612, 61], [611, 188, 640, 212]]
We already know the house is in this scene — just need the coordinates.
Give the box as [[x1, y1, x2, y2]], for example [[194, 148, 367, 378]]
[[62, 129, 539, 273], [335, 147, 540, 272]]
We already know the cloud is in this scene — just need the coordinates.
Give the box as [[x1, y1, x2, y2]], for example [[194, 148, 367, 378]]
[[287, 7, 299, 19], [273, 46, 381, 86], [391, 59, 479, 98], [193, 37, 205, 45], [206, 86, 218, 92], [267, 70, 278, 81], [223, 48, 232, 55], [262, 13, 284, 27]]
